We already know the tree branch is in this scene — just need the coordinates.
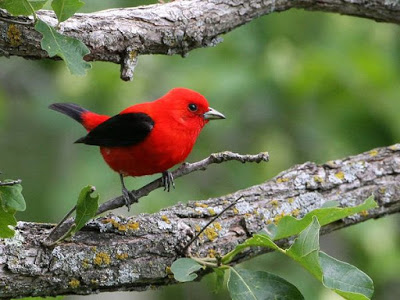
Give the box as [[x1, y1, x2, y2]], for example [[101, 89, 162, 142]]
[[1, 0, 399, 80], [1, 144, 400, 298], [98, 151, 270, 214]]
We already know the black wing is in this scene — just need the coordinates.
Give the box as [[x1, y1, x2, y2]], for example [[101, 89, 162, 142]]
[[75, 112, 154, 147]]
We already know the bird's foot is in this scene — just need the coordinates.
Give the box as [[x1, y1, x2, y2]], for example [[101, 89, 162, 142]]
[[162, 171, 175, 192], [122, 187, 138, 212]]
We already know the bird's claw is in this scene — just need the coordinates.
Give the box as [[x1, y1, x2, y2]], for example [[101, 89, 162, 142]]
[[122, 187, 137, 211], [162, 171, 175, 192]]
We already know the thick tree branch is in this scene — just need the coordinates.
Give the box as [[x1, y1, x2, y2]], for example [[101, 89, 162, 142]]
[[1, 144, 400, 298], [1, 0, 399, 80]]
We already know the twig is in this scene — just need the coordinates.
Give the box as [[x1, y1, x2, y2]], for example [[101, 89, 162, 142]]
[[97, 151, 269, 214], [0, 179, 22, 186], [44, 205, 77, 244]]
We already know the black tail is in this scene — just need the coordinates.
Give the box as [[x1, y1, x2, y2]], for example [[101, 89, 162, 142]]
[[49, 103, 88, 123]]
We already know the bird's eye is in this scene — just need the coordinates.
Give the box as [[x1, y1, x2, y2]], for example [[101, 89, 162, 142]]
[[188, 103, 198, 112]]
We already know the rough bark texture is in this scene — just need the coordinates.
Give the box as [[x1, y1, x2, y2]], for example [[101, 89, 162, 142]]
[[1, 0, 400, 80], [1, 144, 400, 298]]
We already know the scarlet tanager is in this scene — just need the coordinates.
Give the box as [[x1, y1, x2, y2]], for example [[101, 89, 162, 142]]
[[49, 88, 225, 210]]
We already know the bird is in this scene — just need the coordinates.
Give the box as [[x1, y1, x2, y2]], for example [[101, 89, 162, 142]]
[[49, 88, 225, 210]]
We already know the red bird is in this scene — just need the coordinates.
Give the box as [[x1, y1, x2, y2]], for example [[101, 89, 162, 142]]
[[49, 88, 225, 209]]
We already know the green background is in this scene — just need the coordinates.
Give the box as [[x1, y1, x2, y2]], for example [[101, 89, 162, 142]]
[[1, 1, 399, 299]]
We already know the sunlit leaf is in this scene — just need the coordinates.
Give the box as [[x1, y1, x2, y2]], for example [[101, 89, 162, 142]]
[[35, 19, 91, 75], [0, 182, 26, 212], [0, 203, 16, 238], [320, 251, 374, 300], [171, 258, 203, 282], [72, 185, 98, 234], [286, 216, 323, 278], [0, 0, 47, 16], [227, 268, 304, 300], [51, 0, 84, 23]]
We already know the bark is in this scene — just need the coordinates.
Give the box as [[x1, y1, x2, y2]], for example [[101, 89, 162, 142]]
[[1, 144, 400, 298], [1, 0, 400, 80]]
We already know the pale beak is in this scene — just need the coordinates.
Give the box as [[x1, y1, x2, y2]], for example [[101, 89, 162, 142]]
[[203, 107, 226, 120]]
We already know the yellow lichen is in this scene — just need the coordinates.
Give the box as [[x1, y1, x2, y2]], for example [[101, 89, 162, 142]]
[[195, 202, 208, 208], [165, 266, 173, 275], [270, 200, 279, 207], [379, 187, 386, 194], [161, 215, 170, 223], [129, 50, 137, 60], [265, 219, 272, 225], [244, 213, 251, 217], [233, 207, 239, 214], [335, 171, 345, 180], [90, 246, 97, 252], [204, 227, 218, 241], [69, 278, 80, 288], [194, 224, 201, 232], [291, 209, 300, 217], [359, 210, 369, 217], [207, 208, 216, 216], [253, 209, 259, 216], [313, 176, 324, 183], [214, 222, 222, 231], [287, 197, 294, 204], [7, 24, 22, 47], [116, 253, 129, 260], [90, 279, 99, 285], [369, 150, 379, 157], [276, 177, 289, 183], [127, 221, 139, 230], [82, 258, 90, 269], [93, 252, 111, 266], [117, 224, 127, 231], [208, 249, 217, 258]]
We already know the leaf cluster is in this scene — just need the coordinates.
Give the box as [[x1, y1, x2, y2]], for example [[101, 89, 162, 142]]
[[0, 0, 90, 75], [171, 197, 377, 300]]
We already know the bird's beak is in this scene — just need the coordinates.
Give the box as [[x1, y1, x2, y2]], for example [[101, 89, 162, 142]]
[[203, 107, 226, 120]]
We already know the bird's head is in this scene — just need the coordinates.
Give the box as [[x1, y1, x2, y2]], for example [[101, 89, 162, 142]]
[[160, 88, 225, 128]]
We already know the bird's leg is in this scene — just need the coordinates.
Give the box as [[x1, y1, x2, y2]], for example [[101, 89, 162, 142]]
[[162, 171, 175, 192], [119, 173, 137, 211]]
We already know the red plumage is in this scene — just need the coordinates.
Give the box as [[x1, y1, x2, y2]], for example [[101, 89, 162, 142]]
[[49, 88, 225, 207]]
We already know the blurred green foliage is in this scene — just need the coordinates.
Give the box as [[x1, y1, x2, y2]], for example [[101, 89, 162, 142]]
[[1, 1, 399, 299]]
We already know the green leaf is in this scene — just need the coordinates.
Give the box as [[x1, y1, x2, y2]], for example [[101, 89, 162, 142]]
[[170, 258, 203, 282], [51, 0, 84, 23], [0, 0, 47, 16], [0, 182, 26, 212], [0, 203, 16, 238], [213, 268, 226, 294], [71, 185, 98, 234], [35, 19, 91, 75], [227, 268, 304, 300], [222, 233, 280, 264], [320, 251, 374, 300], [271, 196, 376, 240], [286, 216, 323, 279]]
